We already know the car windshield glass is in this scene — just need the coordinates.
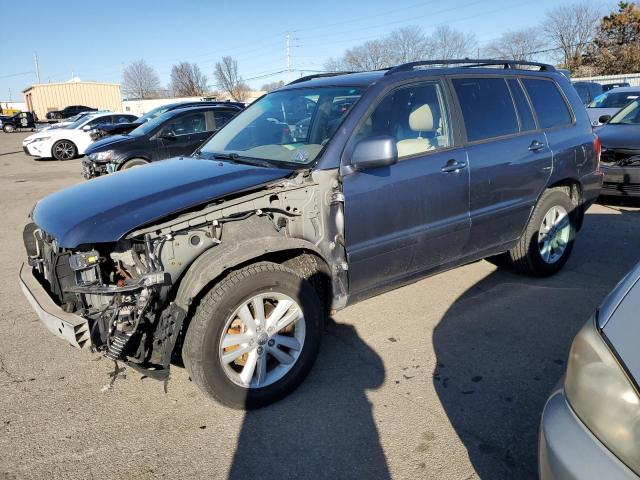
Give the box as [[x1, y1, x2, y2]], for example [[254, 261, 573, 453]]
[[200, 87, 364, 165], [67, 115, 96, 130], [136, 104, 179, 124], [128, 110, 176, 136], [589, 91, 640, 109], [608, 99, 640, 124]]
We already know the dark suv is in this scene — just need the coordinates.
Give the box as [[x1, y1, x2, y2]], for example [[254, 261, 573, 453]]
[[46, 105, 97, 120], [20, 60, 602, 409], [82, 105, 241, 178]]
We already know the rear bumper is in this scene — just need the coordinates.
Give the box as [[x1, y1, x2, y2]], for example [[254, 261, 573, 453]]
[[19, 263, 91, 349], [539, 386, 637, 480]]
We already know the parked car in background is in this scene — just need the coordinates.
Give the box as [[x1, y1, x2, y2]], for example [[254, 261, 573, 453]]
[[83, 105, 238, 178], [587, 86, 640, 126], [572, 81, 603, 105], [539, 261, 640, 479], [20, 60, 601, 409], [35, 110, 110, 133], [1, 111, 36, 132], [595, 99, 640, 197], [91, 101, 245, 140], [22, 112, 137, 160], [603, 82, 631, 92], [46, 105, 97, 120]]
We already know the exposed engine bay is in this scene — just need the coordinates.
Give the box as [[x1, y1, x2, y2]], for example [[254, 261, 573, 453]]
[[22, 168, 346, 385], [601, 148, 640, 167]]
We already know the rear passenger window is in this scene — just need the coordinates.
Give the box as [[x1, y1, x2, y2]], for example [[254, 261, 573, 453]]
[[522, 79, 572, 129], [452, 78, 518, 142], [507, 79, 536, 131]]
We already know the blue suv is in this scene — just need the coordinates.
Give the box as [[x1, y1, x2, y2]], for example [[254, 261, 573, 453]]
[[20, 60, 603, 408]]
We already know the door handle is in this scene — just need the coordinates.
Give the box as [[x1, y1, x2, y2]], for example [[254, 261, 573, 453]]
[[528, 140, 546, 152], [441, 160, 467, 173]]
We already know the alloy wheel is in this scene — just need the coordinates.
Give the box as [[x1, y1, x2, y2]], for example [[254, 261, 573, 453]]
[[538, 205, 570, 264], [54, 141, 74, 159]]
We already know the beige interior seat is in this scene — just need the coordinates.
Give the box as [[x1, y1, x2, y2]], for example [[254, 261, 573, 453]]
[[396, 104, 437, 157]]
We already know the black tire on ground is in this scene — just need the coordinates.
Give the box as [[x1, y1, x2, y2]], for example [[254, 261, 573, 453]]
[[182, 261, 323, 409], [3, 124, 15, 133], [51, 140, 77, 160], [505, 187, 577, 277], [120, 158, 149, 170]]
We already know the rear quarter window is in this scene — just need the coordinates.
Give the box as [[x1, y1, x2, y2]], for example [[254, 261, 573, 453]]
[[522, 79, 572, 129], [452, 77, 518, 142]]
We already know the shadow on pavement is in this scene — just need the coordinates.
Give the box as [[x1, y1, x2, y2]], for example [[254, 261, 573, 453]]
[[228, 318, 390, 480], [432, 206, 640, 478]]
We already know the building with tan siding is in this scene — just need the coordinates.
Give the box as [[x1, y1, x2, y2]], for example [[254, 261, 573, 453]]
[[22, 80, 122, 119]]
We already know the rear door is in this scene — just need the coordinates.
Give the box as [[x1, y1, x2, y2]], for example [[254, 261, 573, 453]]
[[342, 80, 471, 297], [451, 76, 552, 253]]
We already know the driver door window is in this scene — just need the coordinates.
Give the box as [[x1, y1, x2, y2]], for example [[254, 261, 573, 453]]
[[354, 82, 452, 159], [164, 112, 207, 136]]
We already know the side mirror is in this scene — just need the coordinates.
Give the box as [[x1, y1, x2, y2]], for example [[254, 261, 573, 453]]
[[351, 135, 398, 171], [160, 131, 176, 140], [599, 115, 611, 124], [82, 124, 91, 131]]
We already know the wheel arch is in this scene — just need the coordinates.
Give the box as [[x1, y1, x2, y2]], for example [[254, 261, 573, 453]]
[[117, 156, 151, 170], [546, 177, 584, 230]]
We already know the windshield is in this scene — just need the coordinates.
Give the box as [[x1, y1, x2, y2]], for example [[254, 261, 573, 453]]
[[136, 104, 180, 124], [589, 91, 640, 109], [608, 99, 640, 125], [200, 87, 364, 165], [67, 114, 97, 130], [128, 110, 175, 136]]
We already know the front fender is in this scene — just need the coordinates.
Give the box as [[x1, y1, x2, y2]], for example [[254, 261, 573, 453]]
[[173, 216, 325, 310]]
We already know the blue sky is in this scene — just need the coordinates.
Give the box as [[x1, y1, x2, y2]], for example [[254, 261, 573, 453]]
[[1, 0, 583, 100]]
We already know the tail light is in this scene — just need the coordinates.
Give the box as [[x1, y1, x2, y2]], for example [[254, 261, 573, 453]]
[[594, 135, 601, 174]]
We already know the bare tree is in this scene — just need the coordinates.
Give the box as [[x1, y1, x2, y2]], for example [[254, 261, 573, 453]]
[[543, 1, 603, 70], [214, 56, 249, 102], [386, 25, 432, 63], [260, 80, 284, 92], [484, 28, 547, 61], [122, 60, 161, 99], [343, 39, 392, 70], [169, 62, 208, 97], [428, 25, 477, 60]]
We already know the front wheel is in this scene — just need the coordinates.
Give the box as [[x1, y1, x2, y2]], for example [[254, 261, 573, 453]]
[[120, 158, 149, 170], [182, 262, 323, 409], [3, 124, 15, 133], [505, 188, 577, 276], [52, 140, 77, 160]]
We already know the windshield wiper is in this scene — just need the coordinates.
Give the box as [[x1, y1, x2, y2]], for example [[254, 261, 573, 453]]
[[211, 152, 275, 168]]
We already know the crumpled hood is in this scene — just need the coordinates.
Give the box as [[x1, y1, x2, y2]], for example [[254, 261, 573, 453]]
[[85, 134, 132, 154], [596, 124, 640, 150], [33, 157, 293, 247]]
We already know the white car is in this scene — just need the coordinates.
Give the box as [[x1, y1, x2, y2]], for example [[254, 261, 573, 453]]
[[587, 86, 640, 127], [34, 110, 111, 133], [23, 112, 137, 160]]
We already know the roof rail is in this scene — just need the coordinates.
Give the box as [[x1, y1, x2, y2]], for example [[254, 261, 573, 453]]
[[288, 71, 354, 85], [385, 59, 556, 76]]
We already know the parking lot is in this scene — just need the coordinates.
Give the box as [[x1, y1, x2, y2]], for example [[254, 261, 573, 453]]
[[0, 130, 639, 479]]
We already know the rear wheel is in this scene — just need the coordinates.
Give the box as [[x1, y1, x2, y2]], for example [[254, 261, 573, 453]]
[[120, 158, 148, 170], [52, 140, 77, 160], [182, 262, 323, 409], [3, 124, 15, 133], [505, 188, 576, 276]]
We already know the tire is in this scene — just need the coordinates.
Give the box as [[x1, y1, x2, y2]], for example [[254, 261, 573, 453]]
[[3, 124, 14, 133], [52, 140, 77, 160], [182, 261, 323, 409], [506, 188, 577, 276], [120, 158, 149, 170]]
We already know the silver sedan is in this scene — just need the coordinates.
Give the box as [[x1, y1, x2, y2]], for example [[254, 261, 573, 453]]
[[539, 263, 640, 479]]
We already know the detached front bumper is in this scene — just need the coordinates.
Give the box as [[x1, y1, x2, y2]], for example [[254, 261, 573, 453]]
[[19, 263, 91, 349], [601, 164, 640, 197]]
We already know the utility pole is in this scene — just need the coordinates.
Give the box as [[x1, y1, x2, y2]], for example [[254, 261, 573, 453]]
[[8, 88, 11, 101], [286, 33, 291, 83], [34, 52, 41, 84]]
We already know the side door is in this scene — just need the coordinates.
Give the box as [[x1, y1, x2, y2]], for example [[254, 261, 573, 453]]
[[158, 111, 208, 159], [450, 76, 552, 253], [341, 80, 471, 297]]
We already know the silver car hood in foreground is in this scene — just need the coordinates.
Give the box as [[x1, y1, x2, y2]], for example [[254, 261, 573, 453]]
[[598, 262, 640, 386]]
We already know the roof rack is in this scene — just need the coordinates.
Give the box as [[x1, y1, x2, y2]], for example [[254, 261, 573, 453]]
[[288, 71, 354, 85], [385, 59, 556, 76]]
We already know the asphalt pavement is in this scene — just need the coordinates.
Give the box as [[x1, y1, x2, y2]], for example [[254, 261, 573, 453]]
[[1, 131, 639, 480]]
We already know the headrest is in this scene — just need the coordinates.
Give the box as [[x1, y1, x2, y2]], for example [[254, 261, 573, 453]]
[[408, 104, 435, 132]]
